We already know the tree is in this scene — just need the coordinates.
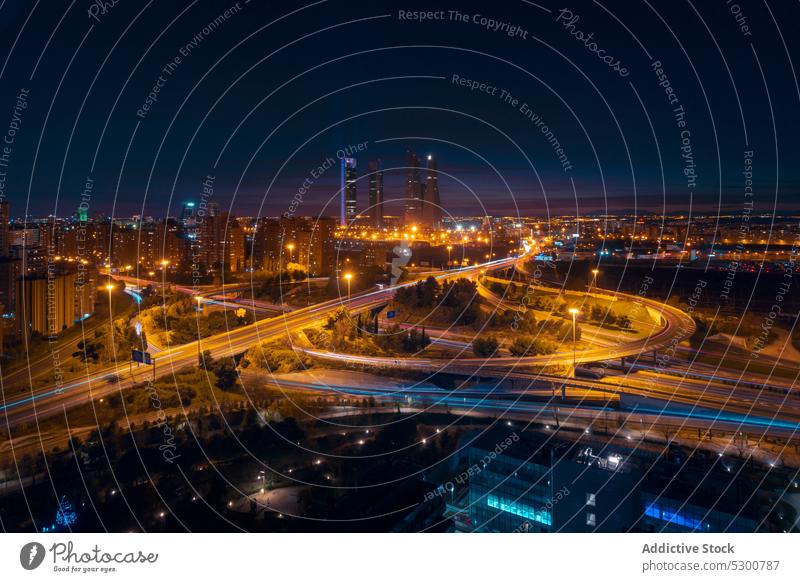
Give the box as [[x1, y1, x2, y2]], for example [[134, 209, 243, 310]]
[[375, 324, 405, 352], [402, 327, 431, 352], [689, 317, 708, 349], [509, 337, 530, 357], [442, 279, 480, 324], [199, 349, 214, 370], [517, 309, 537, 333], [213, 357, 239, 391], [472, 336, 499, 357], [509, 335, 558, 357], [395, 276, 440, 309], [418, 276, 439, 307], [73, 339, 103, 362]]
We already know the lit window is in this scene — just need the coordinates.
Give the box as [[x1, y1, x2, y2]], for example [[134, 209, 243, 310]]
[[486, 494, 551, 526], [586, 512, 596, 527], [586, 493, 596, 506]]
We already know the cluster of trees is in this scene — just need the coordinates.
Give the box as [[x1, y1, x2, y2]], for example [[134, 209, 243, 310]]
[[471, 317, 580, 358], [73, 318, 141, 364], [258, 269, 307, 302], [319, 309, 431, 355], [198, 350, 240, 391], [472, 334, 558, 357], [472, 336, 499, 357], [242, 340, 314, 374], [586, 304, 632, 329], [141, 294, 193, 332], [169, 309, 253, 344], [479, 308, 537, 333], [374, 324, 431, 353], [324, 309, 380, 352], [140, 292, 253, 345], [394, 277, 481, 325], [508, 336, 558, 357]]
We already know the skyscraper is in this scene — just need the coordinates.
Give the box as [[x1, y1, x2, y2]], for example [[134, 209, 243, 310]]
[[180, 202, 196, 223], [341, 157, 357, 226], [422, 154, 442, 227], [404, 151, 422, 224], [368, 159, 384, 229]]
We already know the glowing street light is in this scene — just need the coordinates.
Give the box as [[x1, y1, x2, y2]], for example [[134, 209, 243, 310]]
[[194, 296, 205, 361], [590, 268, 599, 290], [343, 272, 353, 301], [568, 307, 580, 376], [446, 245, 452, 267], [286, 243, 295, 263]]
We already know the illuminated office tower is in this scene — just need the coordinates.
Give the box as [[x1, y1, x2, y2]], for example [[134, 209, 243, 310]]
[[404, 151, 422, 224], [368, 159, 384, 229], [422, 154, 442, 227], [341, 157, 357, 226], [180, 202, 196, 226]]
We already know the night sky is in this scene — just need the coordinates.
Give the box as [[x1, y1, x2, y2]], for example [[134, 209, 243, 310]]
[[0, 0, 798, 221]]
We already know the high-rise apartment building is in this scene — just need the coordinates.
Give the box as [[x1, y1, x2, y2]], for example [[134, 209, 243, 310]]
[[341, 157, 357, 226], [222, 216, 246, 273], [251, 216, 337, 275], [404, 151, 422, 224], [422, 154, 442, 227], [368, 159, 384, 229], [15, 272, 90, 337]]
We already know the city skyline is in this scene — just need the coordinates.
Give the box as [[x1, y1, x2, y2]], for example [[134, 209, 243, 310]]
[[2, 0, 800, 567], [1, 1, 798, 220]]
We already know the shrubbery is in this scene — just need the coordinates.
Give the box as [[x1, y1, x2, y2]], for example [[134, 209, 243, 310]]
[[472, 335, 499, 357], [508, 336, 558, 357]]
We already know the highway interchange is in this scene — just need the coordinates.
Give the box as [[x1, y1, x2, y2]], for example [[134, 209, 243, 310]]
[[2, 253, 799, 448]]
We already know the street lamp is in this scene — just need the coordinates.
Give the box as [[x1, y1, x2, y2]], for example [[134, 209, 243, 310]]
[[286, 243, 295, 263], [159, 259, 170, 287], [590, 268, 599, 290], [195, 296, 204, 363], [446, 245, 452, 268], [568, 307, 580, 377], [343, 272, 353, 301]]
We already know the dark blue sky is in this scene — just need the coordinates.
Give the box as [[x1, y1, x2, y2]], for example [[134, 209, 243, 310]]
[[0, 0, 798, 221]]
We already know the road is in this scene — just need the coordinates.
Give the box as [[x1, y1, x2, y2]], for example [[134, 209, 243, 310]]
[[301, 279, 696, 369], [0, 256, 524, 428], [258, 371, 800, 442]]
